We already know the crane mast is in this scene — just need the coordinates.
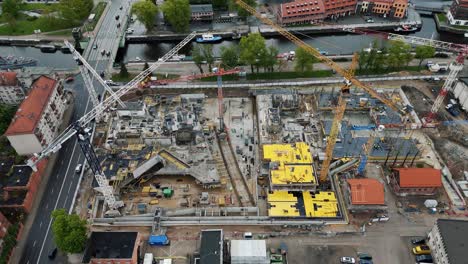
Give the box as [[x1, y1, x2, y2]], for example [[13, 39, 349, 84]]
[[235, 0, 398, 182], [26, 32, 197, 211], [343, 27, 468, 125]]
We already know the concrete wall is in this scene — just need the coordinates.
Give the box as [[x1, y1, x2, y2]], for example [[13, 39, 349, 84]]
[[7, 134, 42, 155], [428, 224, 449, 264], [453, 80, 468, 111]]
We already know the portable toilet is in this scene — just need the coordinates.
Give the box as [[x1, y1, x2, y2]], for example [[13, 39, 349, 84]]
[[163, 188, 173, 198]]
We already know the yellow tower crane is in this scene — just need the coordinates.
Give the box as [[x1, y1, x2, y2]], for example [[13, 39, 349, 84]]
[[235, 0, 405, 183]]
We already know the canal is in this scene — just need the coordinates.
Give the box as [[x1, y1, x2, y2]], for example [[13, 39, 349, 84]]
[[0, 0, 465, 67]]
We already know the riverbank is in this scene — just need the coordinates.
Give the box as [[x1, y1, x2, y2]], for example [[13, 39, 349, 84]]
[[434, 13, 468, 36], [126, 8, 422, 43]]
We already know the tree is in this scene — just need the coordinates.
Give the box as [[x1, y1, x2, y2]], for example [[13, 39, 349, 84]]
[[415, 45, 435, 67], [294, 47, 317, 72], [388, 40, 412, 70], [162, 0, 190, 33], [132, 0, 158, 31], [143, 62, 152, 76], [239, 33, 267, 73], [2, 0, 23, 19], [192, 44, 205, 74], [202, 45, 214, 72], [213, 0, 228, 10], [0, 104, 17, 135], [58, 0, 94, 24], [119, 64, 129, 78], [51, 209, 87, 254], [232, 0, 256, 20], [220, 45, 239, 69], [260, 46, 279, 72]]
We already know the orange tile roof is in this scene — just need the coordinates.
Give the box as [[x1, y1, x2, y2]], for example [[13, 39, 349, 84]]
[[5, 76, 57, 136], [347, 178, 385, 205], [0, 72, 18, 86], [395, 168, 442, 188]]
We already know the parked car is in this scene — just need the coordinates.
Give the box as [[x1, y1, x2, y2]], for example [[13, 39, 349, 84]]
[[115, 15, 120, 20], [75, 164, 83, 173], [100, 71, 105, 78], [106, 51, 111, 57], [119, 6, 123, 10], [359, 260, 373, 264], [413, 245, 431, 255], [126, 28, 134, 34], [357, 252, 372, 260], [415, 254, 433, 262], [365, 18, 374, 23], [48, 248, 57, 259], [101, 49, 106, 55], [93, 44, 98, 49], [340, 256, 356, 263], [117, 23, 121, 28], [411, 237, 426, 245]]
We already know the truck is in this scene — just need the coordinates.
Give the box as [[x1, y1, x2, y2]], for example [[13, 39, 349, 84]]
[[446, 104, 461, 117], [148, 235, 170, 246]]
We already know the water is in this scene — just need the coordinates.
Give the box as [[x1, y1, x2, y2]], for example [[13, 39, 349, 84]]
[[119, 16, 465, 63], [0, 46, 77, 69]]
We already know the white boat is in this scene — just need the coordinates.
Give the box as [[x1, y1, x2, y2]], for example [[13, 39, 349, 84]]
[[135, 57, 142, 62], [196, 34, 222, 43]]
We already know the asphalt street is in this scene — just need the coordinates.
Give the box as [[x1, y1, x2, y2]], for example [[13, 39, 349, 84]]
[[19, 0, 131, 263]]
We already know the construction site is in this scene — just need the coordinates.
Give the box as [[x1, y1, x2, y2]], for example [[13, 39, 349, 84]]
[[19, 1, 468, 263]]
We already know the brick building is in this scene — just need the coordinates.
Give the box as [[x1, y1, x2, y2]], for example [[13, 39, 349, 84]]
[[323, 0, 359, 19], [357, 0, 408, 19], [190, 4, 214, 21], [0, 212, 11, 239], [5, 75, 66, 155], [389, 168, 442, 196], [427, 219, 468, 264], [447, 0, 468, 26], [0, 72, 25, 105], [0, 160, 47, 221]]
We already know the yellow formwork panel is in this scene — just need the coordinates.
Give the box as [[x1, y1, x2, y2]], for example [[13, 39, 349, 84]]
[[267, 191, 297, 202], [303, 191, 338, 218], [268, 202, 300, 217], [271, 164, 315, 184], [263, 142, 312, 164]]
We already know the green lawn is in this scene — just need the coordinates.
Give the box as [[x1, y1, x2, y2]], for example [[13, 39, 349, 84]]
[[0, 17, 77, 36], [44, 28, 74, 36], [437, 13, 447, 23]]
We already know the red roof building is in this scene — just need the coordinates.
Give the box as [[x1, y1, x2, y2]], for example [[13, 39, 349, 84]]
[[0, 72, 24, 105], [390, 168, 442, 196], [277, 0, 358, 25], [347, 178, 385, 205], [448, 0, 468, 25], [358, 0, 408, 19], [5, 75, 66, 155]]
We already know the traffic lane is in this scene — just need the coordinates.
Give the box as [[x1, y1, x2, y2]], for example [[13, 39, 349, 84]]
[[19, 135, 78, 263], [20, 78, 89, 263]]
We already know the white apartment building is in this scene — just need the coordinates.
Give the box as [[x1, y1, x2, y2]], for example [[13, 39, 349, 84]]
[[5, 75, 66, 155], [0, 72, 25, 105], [452, 77, 468, 111], [427, 219, 468, 264]]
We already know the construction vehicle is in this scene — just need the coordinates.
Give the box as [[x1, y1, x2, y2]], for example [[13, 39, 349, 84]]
[[26, 32, 198, 215], [342, 27, 468, 126], [235, 0, 405, 183]]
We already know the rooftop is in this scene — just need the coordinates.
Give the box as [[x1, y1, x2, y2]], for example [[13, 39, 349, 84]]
[[267, 191, 338, 218], [5, 166, 32, 187], [395, 168, 442, 188], [0, 72, 18, 86], [436, 219, 468, 264], [347, 178, 385, 205], [0, 190, 27, 206], [0, 158, 14, 176], [263, 142, 312, 164], [5, 75, 57, 136], [200, 229, 223, 264], [230, 240, 267, 260], [190, 4, 213, 13], [82, 232, 138, 262]]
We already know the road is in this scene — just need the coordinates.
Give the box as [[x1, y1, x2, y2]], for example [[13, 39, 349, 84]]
[[19, 0, 132, 263]]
